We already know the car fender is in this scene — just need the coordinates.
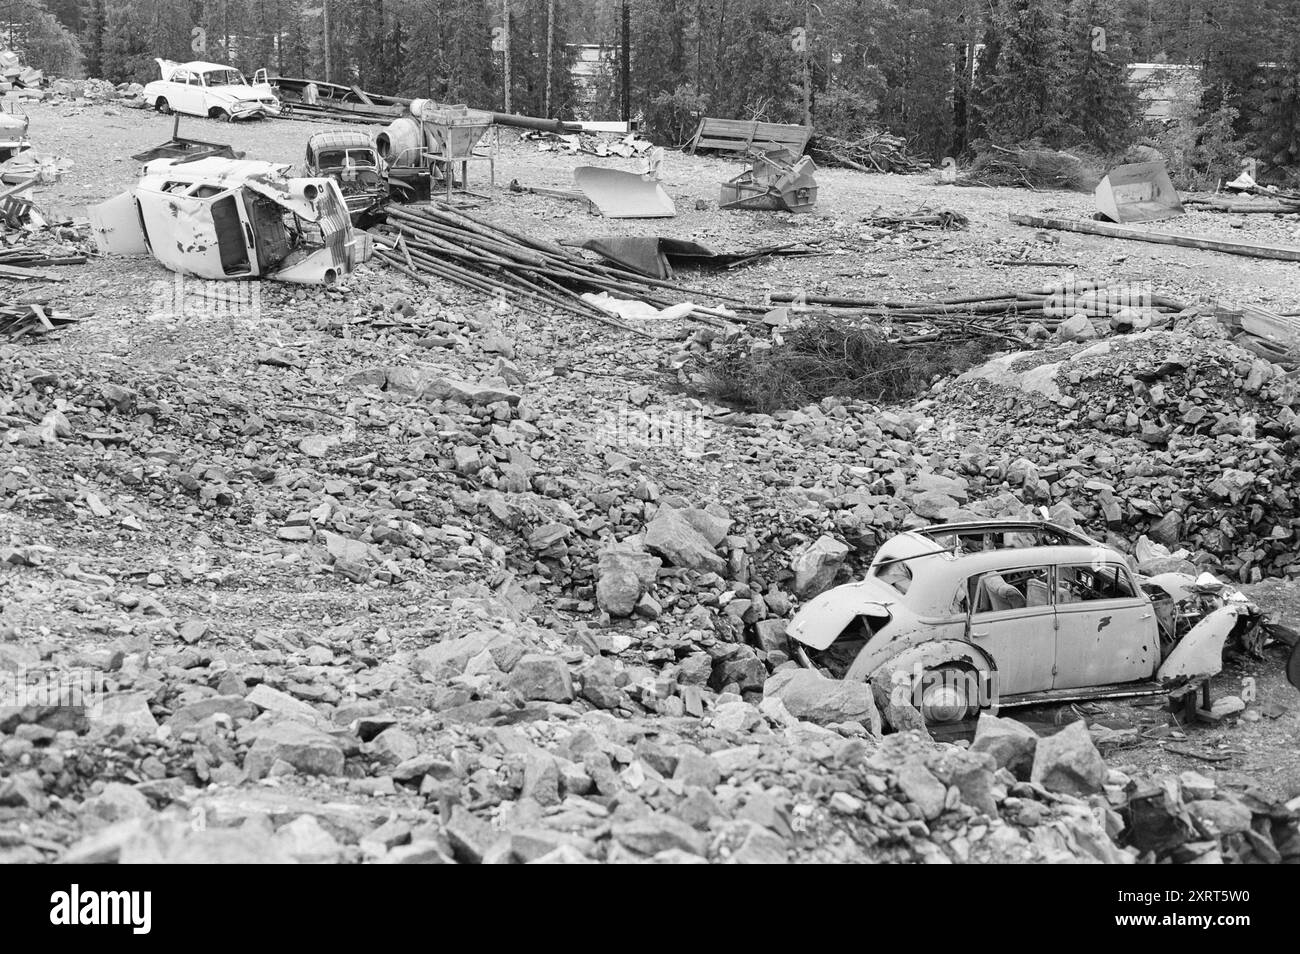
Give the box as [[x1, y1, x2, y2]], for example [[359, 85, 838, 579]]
[[206, 90, 242, 108], [1157, 604, 1245, 683], [859, 639, 997, 731], [849, 635, 996, 684], [787, 583, 893, 651]]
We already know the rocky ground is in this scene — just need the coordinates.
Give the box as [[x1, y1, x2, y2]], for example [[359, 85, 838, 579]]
[[0, 91, 1297, 864]]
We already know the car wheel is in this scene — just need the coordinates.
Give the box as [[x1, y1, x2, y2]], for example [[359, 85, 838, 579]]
[[156, 98, 171, 115], [215, 110, 233, 123], [918, 664, 980, 724]]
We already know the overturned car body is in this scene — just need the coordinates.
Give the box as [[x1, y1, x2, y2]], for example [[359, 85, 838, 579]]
[[88, 157, 361, 285], [788, 521, 1262, 729]]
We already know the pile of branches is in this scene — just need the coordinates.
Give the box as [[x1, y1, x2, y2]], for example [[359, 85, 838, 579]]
[[1, 302, 75, 341], [688, 282, 1193, 411], [810, 130, 929, 174], [685, 317, 997, 411], [862, 207, 969, 231], [765, 281, 1190, 335], [957, 140, 1102, 192], [373, 205, 743, 336]]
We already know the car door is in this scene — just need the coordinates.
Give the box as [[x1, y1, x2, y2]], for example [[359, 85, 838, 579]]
[[1052, 562, 1159, 688], [963, 565, 1055, 696], [166, 69, 199, 115]]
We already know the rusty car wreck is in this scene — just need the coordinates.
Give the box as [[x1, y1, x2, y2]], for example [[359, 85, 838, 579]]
[[303, 130, 388, 225], [788, 521, 1263, 730], [88, 156, 362, 285]]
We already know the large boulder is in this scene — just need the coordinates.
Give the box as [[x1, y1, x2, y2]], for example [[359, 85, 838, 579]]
[[895, 759, 947, 820], [595, 547, 662, 617], [790, 535, 849, 598], [644, 508, 725, 573], [1030, 720, 1106, 796], [970, 712, 1038, 779], [243, 722, 346, 780], [507, 654, 574, 702], [762, 669, 881, 733]]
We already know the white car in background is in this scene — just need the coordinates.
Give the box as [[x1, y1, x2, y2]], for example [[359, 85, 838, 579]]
[[142, 59, 280, 122]]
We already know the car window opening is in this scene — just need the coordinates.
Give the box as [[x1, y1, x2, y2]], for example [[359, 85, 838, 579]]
[[1057, 564, 1138, 603], [923, 524, 1090, 555], [209, 194, 250, 274], [970, 567, 1051, 613], [876, 561, 911, 594], [241, 192, 293, 270]]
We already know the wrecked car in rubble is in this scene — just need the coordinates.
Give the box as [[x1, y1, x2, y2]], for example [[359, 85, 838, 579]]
[[789, 521, 1262, 728], [88, 156, 362, 284], [304, 130, 387, 224]]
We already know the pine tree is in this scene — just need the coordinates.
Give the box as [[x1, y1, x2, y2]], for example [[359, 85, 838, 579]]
[[1059, 0, 1138, 151], [1252, 43, 1300, 173], [972, 0, 1066, 145]]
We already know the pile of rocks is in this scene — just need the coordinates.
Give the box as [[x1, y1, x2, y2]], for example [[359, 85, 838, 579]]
[[4, 579, 1293, 865], [43, 78, 134, 102], [937, 323, 1300, 580]]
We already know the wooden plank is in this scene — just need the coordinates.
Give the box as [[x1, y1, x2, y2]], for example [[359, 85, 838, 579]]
[[1011, 213, 1300, 262], [0, 262, 62, 281]]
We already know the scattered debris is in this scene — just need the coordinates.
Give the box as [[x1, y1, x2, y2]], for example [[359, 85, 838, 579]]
[[1185, 194, 1300, 214], [1213, 303, 1300, 366], [863, 208, 969, 231], [1011, 212, 1300, 261], [131, 114, 244, 163], [766, 280, 1188, 334], [525, 130, 654, 158], [0, 301, 75, 340], [719, 149, 817, 213], [565, 236, 821, 280], [373, 203, 738, 333], [0, 48, 42, 92], [507, 179, 589, 206]]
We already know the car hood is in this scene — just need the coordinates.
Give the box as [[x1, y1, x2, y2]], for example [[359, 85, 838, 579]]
[[208, 86, 269, 104], [787, 576, 900, 651]]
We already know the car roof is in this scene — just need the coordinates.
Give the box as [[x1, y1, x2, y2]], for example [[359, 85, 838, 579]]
[[911, 520, 1098, 546], [873, 521, 1126, 616], [308, 131, 376, 150]]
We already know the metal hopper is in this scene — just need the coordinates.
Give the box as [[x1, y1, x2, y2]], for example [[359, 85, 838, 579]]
[[1095, 161, 1184, 223]]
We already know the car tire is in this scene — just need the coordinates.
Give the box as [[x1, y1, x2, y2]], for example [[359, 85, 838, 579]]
[[212, 109, 232, 122], [156, 98, 171, 115], [918, 663, 981, 725]]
